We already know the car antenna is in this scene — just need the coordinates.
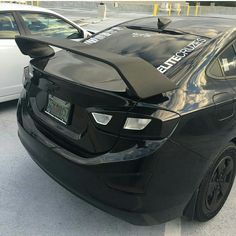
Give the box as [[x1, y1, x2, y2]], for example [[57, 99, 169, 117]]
[[157, 17, 172, 30]]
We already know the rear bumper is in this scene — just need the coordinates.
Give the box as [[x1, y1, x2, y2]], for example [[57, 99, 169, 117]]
[[17, 92, 208, 225], [19, 125, 153, 225]]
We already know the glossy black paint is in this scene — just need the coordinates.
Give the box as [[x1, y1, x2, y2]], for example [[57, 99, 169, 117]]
[[17, 17, 236, 225]]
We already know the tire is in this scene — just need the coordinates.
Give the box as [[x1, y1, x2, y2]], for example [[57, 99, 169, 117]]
[[194, 142, 236, 222]]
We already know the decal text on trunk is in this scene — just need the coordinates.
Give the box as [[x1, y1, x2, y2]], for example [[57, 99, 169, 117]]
[[157, 38, 207, 74]]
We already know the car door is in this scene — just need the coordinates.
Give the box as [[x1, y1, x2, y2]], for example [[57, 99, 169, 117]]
[[0, 11, 29, 103]]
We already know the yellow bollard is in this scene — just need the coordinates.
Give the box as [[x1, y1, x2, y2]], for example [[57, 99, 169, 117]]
[[195, 3, 199, 16], [168, 3, 172, 16], [153, 3, 159, 16], [186, 4, 190, 16], [177, 3, 181, 16]]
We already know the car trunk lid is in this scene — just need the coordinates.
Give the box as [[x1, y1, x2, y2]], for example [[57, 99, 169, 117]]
[[26, 63, 136, 156]]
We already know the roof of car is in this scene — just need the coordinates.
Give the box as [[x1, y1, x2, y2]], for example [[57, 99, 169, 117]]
[[123, 16, 236, 38], [0, 3, 55, 14]]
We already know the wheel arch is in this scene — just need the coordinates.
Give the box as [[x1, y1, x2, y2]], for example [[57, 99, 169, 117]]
[[184, 139, 236, 219]]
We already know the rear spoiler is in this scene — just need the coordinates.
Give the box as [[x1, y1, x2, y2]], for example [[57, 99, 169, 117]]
[[15, 35, 176, 99]]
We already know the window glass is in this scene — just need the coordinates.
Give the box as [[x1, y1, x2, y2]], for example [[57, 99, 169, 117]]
[[209, 59, 223, 78], [21, 13, 83, 39], [219, 45, 236, 77], [0, 13, 19, 38]]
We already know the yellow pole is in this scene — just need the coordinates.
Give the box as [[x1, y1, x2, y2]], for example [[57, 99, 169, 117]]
[[177, 3, 181, 16], [195, 3, 199, 16], [153, 3, 158, 16], [186, 4, 190, 16], [168, 2, 172, 16]]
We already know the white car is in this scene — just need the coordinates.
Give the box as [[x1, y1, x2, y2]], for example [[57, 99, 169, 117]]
[[0, 3, 90, 103]]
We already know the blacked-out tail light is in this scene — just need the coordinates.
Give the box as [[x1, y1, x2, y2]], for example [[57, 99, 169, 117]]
[[23, 64, 34, 89], [123, 118, 151, 130], [120, 109, 181, 139], [90, 107, 180, 139], [92, 112, 113, 125]]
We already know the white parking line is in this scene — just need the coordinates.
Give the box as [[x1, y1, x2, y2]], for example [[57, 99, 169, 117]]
[[164, 218, 181, 236]]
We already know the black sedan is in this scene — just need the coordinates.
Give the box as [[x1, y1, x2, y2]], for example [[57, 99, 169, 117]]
[[15, 16, 236, 225]]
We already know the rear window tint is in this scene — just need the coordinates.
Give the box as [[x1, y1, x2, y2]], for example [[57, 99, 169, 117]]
[[219, 45, 236, 78], [209, 60, 223, 78], [84, 26, 208, 75]]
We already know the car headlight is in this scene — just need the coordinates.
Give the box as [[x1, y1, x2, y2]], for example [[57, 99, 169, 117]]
[[92, 112, 112, 125], [123, 118, 151, 130]]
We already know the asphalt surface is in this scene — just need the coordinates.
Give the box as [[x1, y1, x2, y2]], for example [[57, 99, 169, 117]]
[[0, 9, 236, 236], [51, 7, 236, 33], [51, 8, 151, 32]]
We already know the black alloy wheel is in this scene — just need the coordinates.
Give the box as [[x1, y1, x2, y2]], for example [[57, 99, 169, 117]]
[[194, 143, 236, 222]]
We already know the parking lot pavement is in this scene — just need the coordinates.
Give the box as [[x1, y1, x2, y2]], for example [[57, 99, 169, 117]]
[[0, 100, 235, 236], [51, 8, 150, 32]]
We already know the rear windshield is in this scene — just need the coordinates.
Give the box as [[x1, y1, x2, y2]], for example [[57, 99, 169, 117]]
[[83, 26, 208, 75]]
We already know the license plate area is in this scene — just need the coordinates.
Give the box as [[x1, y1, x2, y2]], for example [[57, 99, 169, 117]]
[[45, 94, 71, 125]]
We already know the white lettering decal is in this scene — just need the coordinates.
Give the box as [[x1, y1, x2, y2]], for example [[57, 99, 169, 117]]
[[132, 32, 153, 38], [84, 27, 124, 45], [157, 38, 207, 73], [157, 65, 169, 73]]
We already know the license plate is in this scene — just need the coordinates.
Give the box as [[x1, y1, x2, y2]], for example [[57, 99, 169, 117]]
[[45, 95, 71, 124]]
